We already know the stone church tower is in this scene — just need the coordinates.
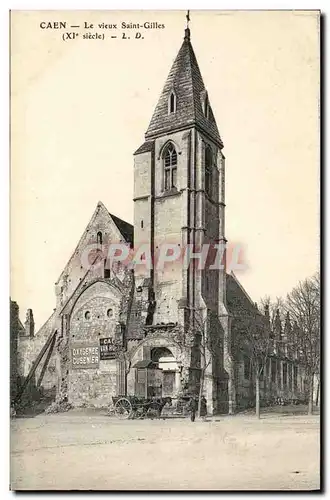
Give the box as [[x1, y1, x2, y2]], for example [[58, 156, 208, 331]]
[[15, 25, 248, 416], [133, 27, 234, 414], [14, 24, 308, 415]]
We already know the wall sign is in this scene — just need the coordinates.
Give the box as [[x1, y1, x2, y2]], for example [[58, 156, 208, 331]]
[[100, 337, 117, 360], [71, 345, 100, 369]]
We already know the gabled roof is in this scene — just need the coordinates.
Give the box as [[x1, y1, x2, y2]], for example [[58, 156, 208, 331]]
[[56, 202, 133, 283], [134, 140, 154, 156], [110, 213, 133, 246], [145, 29, 223, 148], [226, 272, 258, 317]]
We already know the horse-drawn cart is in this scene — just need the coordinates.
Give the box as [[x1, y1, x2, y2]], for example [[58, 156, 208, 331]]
[[112, 395, 172, 420]]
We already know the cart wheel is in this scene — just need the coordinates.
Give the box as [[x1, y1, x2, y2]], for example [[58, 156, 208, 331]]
[[114, 397, 132, 419]]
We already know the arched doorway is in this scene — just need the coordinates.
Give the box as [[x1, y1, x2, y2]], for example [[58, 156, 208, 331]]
[[151, 347, 180, 397], [127, 338, 184, 399]]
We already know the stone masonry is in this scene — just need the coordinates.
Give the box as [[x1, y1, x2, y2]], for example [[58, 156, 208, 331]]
[[14, 27, 309, 413]]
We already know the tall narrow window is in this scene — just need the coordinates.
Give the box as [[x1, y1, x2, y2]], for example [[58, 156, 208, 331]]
[[164, 143, 177, 190], [168, 91, 176, 114], [104, 259, 110, 279], [283, 362, 287, 387], [97, 231, 103, 248], [271, 359, 277, 383], [293, 365, 298, 390], [288, 362, 292, 390], [205, 146, 213, 198]]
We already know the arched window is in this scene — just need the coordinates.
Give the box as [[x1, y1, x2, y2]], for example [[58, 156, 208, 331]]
[[97, 231, 103, 248], [205, 146, 213, 197], [164, 143, 177, 190], [168, 91, 176, 114]]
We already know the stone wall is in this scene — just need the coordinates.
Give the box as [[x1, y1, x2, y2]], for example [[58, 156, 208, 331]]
[[17, 312, 57, 391], [69, 360, 118, 407], [55, 202, 126, 310], [133, 148, 152, 281], [67, 281, 124, 407], [235, 354, 309, 410], [152, 132, 189, 326], [10, 301, 19, 401]]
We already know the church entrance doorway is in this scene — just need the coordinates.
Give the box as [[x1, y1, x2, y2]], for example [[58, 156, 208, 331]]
[[151, 347, 180, 398]]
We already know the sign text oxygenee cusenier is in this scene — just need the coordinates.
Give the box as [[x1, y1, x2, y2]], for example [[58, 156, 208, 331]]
[[71, 345, 100, 369]]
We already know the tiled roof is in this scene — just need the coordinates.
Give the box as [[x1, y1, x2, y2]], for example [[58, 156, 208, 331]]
[[226, 273, 258, 317], [133, 360, 157, 369], [110, 213, 134, 246], [145, 30, 223, 147], [134, 140, 154, 156]]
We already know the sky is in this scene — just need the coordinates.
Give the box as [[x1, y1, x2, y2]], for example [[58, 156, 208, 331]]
[[11, 10, 320, 330]]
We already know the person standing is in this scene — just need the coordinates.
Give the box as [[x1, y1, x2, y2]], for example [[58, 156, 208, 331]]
[[200, 395, 207, 421]]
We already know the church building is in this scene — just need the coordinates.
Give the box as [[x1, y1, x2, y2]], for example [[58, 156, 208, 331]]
[[14, 26, 308, 414]]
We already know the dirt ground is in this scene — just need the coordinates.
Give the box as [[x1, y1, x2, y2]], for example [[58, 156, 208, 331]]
[[10, 409, 320, 491]]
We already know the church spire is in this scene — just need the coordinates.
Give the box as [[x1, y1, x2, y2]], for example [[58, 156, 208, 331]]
[[184, 10, 191, 41], [186, 9, 190, 28], [144, 14, 223, 148]]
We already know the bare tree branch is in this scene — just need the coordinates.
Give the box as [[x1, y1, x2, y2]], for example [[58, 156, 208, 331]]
[[284, 273, 320, 414]]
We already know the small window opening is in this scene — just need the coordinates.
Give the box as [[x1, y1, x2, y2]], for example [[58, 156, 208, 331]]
[[104, 259, 110, 279], [169, 91, 176, 114], [97, 231, 103, 248]]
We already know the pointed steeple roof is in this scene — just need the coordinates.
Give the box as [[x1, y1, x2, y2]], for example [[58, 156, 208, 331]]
[[145, 28, 223, 148]]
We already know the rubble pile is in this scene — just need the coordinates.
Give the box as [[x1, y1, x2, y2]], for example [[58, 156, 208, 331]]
[[45, 400, 73, 414]]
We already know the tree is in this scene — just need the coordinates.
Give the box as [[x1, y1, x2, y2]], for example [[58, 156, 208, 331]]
[[285, 273, 320, 415], [233, 311, 271, 418], [190, 310, 214, 418], [170, 309, 220, 418]]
